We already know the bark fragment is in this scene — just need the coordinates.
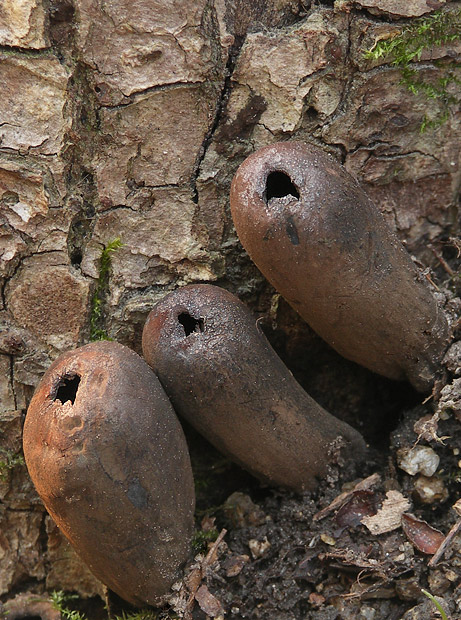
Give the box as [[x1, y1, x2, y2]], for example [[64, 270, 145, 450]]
[[0, 0, 48, 49]]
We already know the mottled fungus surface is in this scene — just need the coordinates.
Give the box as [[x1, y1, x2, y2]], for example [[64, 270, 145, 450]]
[[142, 284, 366, 493], [230, 141, 449, 392], [23, 341, 195, 607]]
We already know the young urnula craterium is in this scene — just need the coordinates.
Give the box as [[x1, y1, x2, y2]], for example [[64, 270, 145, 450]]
[[142, 283, 366, 494], [230, 141, 449, 393], [22, 141, 450, 610], [23, 341, 195, 607]]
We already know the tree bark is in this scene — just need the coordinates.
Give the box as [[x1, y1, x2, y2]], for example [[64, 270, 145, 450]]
[[0, 0, 459, 601]]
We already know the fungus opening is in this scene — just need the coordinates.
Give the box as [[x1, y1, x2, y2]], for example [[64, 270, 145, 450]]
[[54, 374, 81, 405], [178, 312, 204, 336], [265, 171, 300, 202]]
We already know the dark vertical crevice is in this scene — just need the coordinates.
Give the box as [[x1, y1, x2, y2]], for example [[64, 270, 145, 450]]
[[9, 355, 17, 410], [190, 2, 249, 205]]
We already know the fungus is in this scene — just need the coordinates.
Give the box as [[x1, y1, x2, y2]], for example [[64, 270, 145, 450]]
[[22, 341, 195, 607], [230, 141, 449, 392], [142, 284, 366, 493]]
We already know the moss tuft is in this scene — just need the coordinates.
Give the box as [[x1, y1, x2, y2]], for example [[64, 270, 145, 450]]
[[0, 448, 25, 481], [191, 527, 220, 553], [50, 591, 88, 620], [89, 238, 123, 342], [365, 8, 461, 131]]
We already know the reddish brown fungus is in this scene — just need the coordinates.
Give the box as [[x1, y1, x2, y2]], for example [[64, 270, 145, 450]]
[[23, 341, 195, 607], [230, 141, 449, 392], [142, 284, 366, 493]]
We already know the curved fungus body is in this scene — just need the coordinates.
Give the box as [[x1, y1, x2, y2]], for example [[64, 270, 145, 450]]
[[142, 284, 366, 493], [229, 141, 449, 393], [23, 341, 195, 608]]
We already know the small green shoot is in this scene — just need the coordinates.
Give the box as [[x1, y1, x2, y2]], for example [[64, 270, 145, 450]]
[[364, 8, 461, 130], [421, 589, 449, 620], [89, 238, 123, 341], [0, 448, 25, 481], [50, 591, 88, 620]]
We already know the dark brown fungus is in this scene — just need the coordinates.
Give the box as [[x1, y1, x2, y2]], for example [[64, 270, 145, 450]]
[[230, 141, 449, 392], [142, 284, 366, 493], [22, 341, 195, 607]]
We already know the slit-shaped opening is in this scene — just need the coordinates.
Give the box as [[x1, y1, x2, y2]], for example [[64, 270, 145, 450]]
[[178, 312, 204, 336], [54, 374, 81, 405], [265, 171, 300, 202]]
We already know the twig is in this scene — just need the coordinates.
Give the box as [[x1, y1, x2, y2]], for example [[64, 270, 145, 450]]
[[428, 519, 461, 567], [204, 528, 227, 566], [424, 272, 440, 291], [430, 246, 455, 277]]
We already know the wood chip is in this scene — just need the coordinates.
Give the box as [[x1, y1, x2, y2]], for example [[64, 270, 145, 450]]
[[195, 584, 224, 618], [223, 554, 250, 577], [361, 490, 411, 535]]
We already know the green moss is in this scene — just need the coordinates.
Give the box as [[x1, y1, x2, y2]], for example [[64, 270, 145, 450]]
[[191, 527, 220, 553], [0, 448, 25, 481], [50, 591, 88, 620], [89, 238, 123, 341], [114, 611, 162, 620], [50, 591, 176, 620], [365, 8, 461, 130]]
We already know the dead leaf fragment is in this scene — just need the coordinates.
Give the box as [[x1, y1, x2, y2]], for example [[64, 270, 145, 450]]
[[308, 592, 325, 608], [314, 473, 381, 521], [185, 566, 202, 594], [223, 554, 250, 577], [361, 490, 411, 535], [293, 551, 320, 582], [201, 515, 217, 531], [195, 584, 224, 618], [320, 533, 336, 546], [335, 490, 377, 528], [413, 413, 440, 442], [401, 513, 444, 554]]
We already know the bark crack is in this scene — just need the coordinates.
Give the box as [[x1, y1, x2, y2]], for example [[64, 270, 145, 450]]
[[8, 354, 17, 410], [190, 41, 246, 204]]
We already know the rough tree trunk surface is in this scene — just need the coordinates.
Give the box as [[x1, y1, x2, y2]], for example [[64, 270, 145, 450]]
[[0, 0, 460, 618]]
